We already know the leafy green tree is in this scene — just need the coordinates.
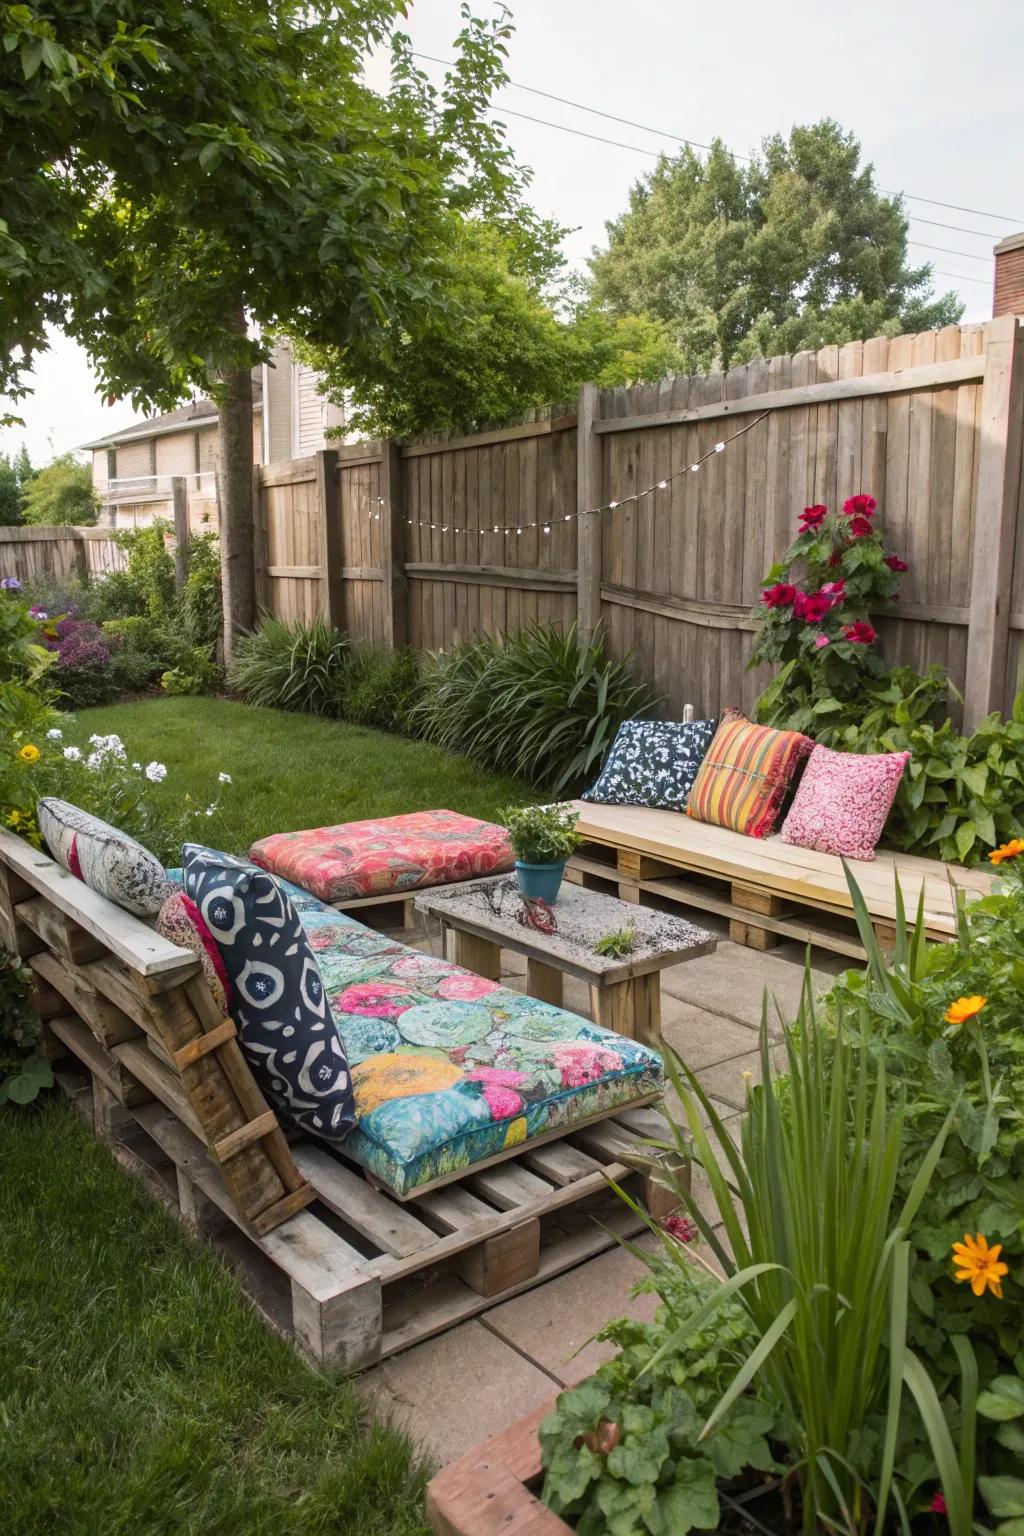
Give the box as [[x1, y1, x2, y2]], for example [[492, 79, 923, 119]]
[[1, 0, 536, 647], [20, 454, 98, 525], [588, 120, 963, 372], [0, 454, 23, 525], [309, 223, 684, 438]]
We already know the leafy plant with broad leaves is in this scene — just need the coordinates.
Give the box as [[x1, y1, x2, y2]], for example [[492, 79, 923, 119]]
[[823, 860, 1024, 1530], [500, 802, 581, 864], [411, 624, 658, 795], [227, 618, 349, 716], [334, 644, 422, 734], [539, 1261, 779, 1535], [0, 950, 53, 1106]]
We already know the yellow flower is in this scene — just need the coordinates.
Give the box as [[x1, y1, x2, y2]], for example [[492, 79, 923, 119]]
[[989, 837, 1024, 865], [952, 1233, 1009, 1299], [503, 1116, 528, 1148], [351, 1053, 461, 1116], [944, 995, 986, 1026], [17, 743, 40, 764]]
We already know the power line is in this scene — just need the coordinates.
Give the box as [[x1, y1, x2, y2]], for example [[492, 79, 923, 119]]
[[413, 51, 1023, 229], [908, 240, 993, 264], [930, 268, 993, 287]]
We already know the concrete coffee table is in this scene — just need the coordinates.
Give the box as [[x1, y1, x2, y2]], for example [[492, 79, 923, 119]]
[[415, 874, 716, 1048]]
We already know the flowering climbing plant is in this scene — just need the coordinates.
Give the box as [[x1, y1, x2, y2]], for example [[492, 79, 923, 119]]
[[750, 494, 913, 723]]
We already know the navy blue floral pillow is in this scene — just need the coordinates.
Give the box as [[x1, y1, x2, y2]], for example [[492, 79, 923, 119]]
[[583, 719, 717, 812], [181, 844, 354, 1142]]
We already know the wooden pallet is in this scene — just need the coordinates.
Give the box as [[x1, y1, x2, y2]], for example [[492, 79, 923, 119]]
[[49, 1019, 681, 1372], [0, 828, 311, 1234]]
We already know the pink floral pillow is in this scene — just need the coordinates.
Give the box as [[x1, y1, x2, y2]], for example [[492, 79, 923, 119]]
[[780, 744, 910, 861]]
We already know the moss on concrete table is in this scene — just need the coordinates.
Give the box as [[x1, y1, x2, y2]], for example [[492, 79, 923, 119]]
[[415, 875, 716, 1048]]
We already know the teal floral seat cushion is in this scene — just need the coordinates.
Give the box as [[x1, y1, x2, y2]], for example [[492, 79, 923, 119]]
[[283, 879, 663, 1197]]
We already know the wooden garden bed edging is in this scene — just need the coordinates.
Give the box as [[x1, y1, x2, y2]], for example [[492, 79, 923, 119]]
[[426, 1398, 567, 1536]]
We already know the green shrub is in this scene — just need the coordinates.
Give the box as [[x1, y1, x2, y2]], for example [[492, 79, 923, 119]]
[[410, 624, 658, 794], [161, 649, 221, 696], [227, 617, 349, 714], [181, 533, 222, 649], [89, 523, 176, 623], [823, 859, 1024, 1528], [336, 644, 421, 732]]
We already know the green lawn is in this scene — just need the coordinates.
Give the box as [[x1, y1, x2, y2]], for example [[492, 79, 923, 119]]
[[77, 695, 526, 856], [2, 698, 527, 1534], [0, 1102, 428, 1535]]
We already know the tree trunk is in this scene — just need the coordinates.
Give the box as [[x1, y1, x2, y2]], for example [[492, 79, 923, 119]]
[[217, 303, 256, 659]]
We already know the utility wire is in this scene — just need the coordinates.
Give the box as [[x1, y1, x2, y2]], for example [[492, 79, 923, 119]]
[[908, 240, 994, 264], [413, 51, 1023, 230]]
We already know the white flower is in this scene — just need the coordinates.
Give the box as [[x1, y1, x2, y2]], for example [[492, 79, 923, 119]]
[[46, 728, 63, 741], [205, 807, 215, 816], [86, 751, 103, 770], [217, 772, 232, 785], [63, 746, 82, 762], [86, 732, 125, 761], [132, 762, 142, 771], [145, 761, 167, 783]]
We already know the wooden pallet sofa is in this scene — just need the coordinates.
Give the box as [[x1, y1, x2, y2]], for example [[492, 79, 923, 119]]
[[0, 825, 680, 1373], [567, 800, 996, 959]]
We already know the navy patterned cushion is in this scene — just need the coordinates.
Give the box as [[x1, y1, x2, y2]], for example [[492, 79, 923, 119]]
[[181, 844, 354, 1142], [583, 719, 716, 812]]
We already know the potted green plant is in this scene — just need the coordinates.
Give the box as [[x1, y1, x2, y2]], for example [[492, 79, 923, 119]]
[[501, 803, 582, 904]]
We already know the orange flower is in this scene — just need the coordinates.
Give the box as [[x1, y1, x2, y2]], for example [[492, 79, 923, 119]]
[[952, 1233, 1009, 1298], [944, 995, 986, 1026], [990, 837, 1024, 865]]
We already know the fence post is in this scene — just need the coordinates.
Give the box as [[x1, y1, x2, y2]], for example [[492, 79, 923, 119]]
[[252, 465, 268, 615], [577, 381, 602, 642], [171, 476, 189, 589], [379, 440, 408, 651], [963, 316, 1024, 730], [316, 448, 345, 630]]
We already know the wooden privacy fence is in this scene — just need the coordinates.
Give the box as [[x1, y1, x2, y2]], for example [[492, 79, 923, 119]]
[[255, 315, 1024, 732], [0, 525, 126, 586]]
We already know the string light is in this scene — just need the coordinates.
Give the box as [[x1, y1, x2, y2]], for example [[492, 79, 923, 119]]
[[369, 412, 769, 537]]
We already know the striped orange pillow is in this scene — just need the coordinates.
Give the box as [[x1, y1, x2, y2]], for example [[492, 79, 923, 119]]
[[686, 711, 813, 838]]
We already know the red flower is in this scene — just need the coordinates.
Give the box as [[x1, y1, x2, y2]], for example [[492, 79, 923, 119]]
[[794, 592, 831, 623], [843, 621, 877, 645], [761, 582, 797, 609], [848, 515, 874, 538], [885, 555, 909, 572], [842, 494, 877, 518], [929, 1492, 947, 1516], [799, 504, 828, 529], [819, 579, 845, 605]]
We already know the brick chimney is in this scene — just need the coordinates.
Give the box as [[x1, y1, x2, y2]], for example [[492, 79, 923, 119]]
[[993, 232, 1024, 317]]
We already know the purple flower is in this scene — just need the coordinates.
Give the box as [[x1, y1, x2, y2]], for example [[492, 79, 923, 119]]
[[0, 576, 21, 591]]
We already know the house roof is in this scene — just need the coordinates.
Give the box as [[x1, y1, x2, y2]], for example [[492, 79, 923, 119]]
[[79, 375, 263, 451]]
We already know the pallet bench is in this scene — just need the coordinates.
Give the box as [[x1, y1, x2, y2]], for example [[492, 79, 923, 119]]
[[2, 825, 683, 1373], [568, 800, 995, 960]]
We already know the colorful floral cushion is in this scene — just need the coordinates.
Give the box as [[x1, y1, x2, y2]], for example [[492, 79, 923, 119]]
[[686, 711, 813, 838], [583, 718, 716, 811], [780, 744, 911, 861], [278, 878, 664, 1197], [249, 809, 514, 904], [156, 891, 232, 1015], [181, 845, 355, 1142], [37, 797, 173, 916]]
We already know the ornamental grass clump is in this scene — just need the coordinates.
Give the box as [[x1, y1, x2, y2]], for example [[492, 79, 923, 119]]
[[227, 617, 349, 714]]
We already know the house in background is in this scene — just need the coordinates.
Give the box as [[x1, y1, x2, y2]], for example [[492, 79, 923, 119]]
[[80, 342, 345, 530]]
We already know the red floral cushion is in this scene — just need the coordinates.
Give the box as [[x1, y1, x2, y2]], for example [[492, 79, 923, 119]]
[[249, 810, 514, 904], [780, 744, 910, 860]]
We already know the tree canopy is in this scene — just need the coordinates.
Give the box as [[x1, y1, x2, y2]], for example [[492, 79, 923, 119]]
[[587, 120, 964, 373], [20, 453, 97, 525], [0, 446, 32, 525]]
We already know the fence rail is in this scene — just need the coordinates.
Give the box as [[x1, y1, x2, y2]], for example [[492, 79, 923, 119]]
[[255, 317, 1024, 731], [0, 525, 126, 585]]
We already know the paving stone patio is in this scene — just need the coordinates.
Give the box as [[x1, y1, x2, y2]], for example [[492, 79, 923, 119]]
[[358, 908, 846, 1469]]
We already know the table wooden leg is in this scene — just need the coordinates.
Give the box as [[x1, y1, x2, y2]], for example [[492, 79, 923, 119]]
[[590, 973, 661, 1048], [526, 958, 563, 1007], [449, 927, 502, 981]]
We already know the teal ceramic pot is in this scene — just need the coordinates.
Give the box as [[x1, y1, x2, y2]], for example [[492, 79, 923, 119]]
[[514, 859, 565, 904]]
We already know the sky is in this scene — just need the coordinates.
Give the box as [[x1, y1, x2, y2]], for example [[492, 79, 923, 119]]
[[3, 0, 1021, 467]]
